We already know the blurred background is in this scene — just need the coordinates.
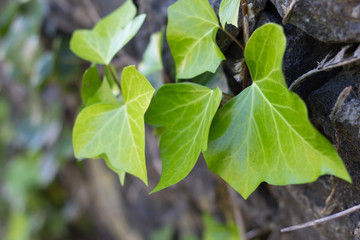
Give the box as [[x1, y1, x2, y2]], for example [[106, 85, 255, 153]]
[[0, 0, 240, 239]]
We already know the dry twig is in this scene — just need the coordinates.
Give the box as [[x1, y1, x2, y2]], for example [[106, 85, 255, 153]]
[[289, 45, 360, 91], [281, 204, 360, 233]]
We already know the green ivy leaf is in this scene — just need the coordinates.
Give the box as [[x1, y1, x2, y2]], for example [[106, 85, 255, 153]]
[[70, 0, 146, 64], [138, 30, 165, 90], [167, 0, 225, 79], [73, 66, 154, 184], [81, 66, 102, 105], [219, 0, 241, 28], [138, 30, 164, 77], [203, 23, 351, 199], [145, 83, 222, 192]]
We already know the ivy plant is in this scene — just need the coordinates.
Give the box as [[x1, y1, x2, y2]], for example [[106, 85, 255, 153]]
[[70, 0, 351, 200]]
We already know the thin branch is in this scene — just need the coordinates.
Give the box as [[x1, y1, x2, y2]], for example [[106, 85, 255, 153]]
[[106, 65, 121, 91], [281, 204, 360, 233], [220, 27, 245, 51], [289, 44, 360, 91], [227, 185, 247, 240]]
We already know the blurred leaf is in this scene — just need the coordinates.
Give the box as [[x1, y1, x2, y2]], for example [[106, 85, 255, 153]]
[[31, 52, 54, 87], [138, 30, 164, 89], [139, 30, 164, 76], [181, 234, 199, 240], [150, 226, 174, 240], [0, 0, 20, 35], [4, 152, 41, 209], [53, 39, 81, 86], [5, 211, 31, 240], [203, 213, 239, 240], [70, 0, 146, 64]]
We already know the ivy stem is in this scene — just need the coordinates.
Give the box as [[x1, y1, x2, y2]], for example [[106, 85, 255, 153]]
[[220, 26, 244, 51], [241, 0, 249, 46], [241, 0, 250, 89], [106, 64, 121, 91]]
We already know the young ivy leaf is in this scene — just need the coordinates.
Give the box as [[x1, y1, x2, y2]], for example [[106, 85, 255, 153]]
[[138, 30, 165, 90], [73, 66, 155, 185], [81, 66, 102, 105], [203, 23, 351, 199], [145, 83, 222, 192], [167, 0, 225, 79], [219, 0, 241, 28], [83, 66, 120, 108], [138, 30, 164, 77], [70, 0, 146, 65]]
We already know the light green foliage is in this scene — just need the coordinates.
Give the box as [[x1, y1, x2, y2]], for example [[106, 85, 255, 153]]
[[203, 213, 239, 240], [73, 66, 154, 185], [81, 66, 102, 105], [167, 0, 225, 79], [204, 23, 351, 199], [5, 212, 31, 240], [70, 0, 146, 64], [146, 83, 222, 192], [138, 30, 165, 90], [150, 226, 174, 240], [219, 0, 241, 28], [139, 30, 164, 77], [0, 0, 53, 86]]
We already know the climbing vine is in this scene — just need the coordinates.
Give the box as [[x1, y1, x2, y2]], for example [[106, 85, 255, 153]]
[[70, 0, 351, 200]]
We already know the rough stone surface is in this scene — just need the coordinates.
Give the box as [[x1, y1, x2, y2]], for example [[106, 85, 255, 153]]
[[270, 0, 360, 42]]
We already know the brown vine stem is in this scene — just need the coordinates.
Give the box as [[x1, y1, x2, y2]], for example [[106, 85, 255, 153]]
[[220, 26, 244, 51], [241, 0, 250, 89], [106, 65, 122, 91], [241, 0, 249, 45], [281, 204, 360, 233]]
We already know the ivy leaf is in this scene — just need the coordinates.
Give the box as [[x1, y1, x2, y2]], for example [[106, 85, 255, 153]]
[[203, 23, 351, 199], [219, 0, 241, 28], [167, 0, 225, 79], [73, 66, 154, 184], [145, 83, 222, 192], [81, 66, 101, 105], [138, 30, 164, 77], [70, 0, 146, 65], [138, 30, 165, 90]]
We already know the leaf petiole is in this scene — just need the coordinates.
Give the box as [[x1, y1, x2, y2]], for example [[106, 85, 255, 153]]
[[219, 26, 244, 51], [106, 64, 122, 91]]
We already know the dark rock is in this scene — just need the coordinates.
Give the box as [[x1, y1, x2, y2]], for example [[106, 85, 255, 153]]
[[270, 0, 360, 43]]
